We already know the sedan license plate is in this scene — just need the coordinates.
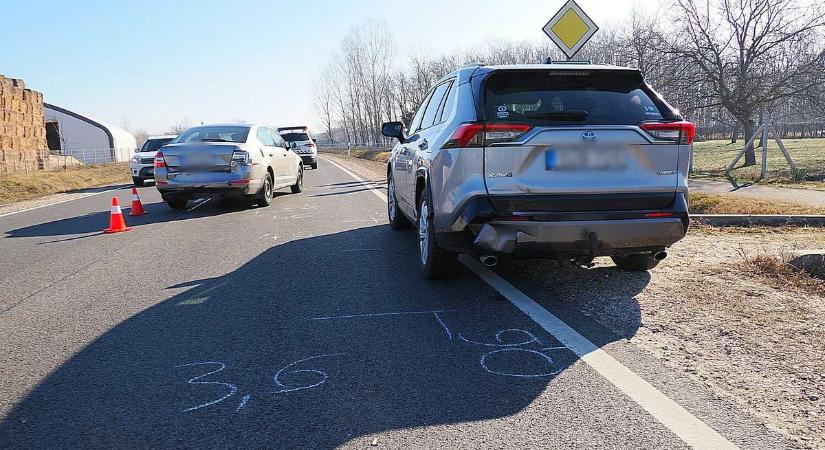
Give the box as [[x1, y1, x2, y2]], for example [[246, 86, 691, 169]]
[[545, 148, 627, 171]]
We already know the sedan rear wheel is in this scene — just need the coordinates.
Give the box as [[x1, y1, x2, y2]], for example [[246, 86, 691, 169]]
[[256, 172, 274, 207], [290, 166, 304, 194]]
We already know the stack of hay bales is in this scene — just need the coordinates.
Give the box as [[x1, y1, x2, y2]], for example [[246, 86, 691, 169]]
[[0, 75, 48, 174]]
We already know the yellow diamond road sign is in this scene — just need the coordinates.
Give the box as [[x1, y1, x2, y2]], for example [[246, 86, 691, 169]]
[[543, 0, 599, 59]]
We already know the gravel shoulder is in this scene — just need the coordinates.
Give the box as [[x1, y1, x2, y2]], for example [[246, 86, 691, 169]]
[[327, 152, 825, 449]]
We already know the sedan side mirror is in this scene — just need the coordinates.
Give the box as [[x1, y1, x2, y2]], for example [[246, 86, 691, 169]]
[[381, 121, 406, 141]]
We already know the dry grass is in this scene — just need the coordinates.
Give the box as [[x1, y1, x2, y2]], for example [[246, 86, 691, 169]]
[[692, 138, 825, 190], [739, 250, 825, 295], [0, 163, 130, 206], [320, 147, 390, 163], [690, 192, 824, 215]]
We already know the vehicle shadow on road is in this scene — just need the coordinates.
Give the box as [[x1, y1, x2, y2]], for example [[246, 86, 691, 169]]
[[503, 260, 651, 340], [3, 198, 277, 240], [0, 225, 641, 449]]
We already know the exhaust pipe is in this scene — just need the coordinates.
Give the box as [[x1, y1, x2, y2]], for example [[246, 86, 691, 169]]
[[654, 251, 668, 261], [480, 255, 499, 267]]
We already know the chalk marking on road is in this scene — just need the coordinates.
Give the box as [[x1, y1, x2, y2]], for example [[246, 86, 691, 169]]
[[236, 394, 251, 411], [458, 329, 543, 348], [176, 362, 238, 412], [319, 157, 388, 203], [273, 354, 343, 394], [480, 348, 563, 378], [325, 156, 740, 450], [312, 309, 460, 321], [432, 311, 453, 341], [0, 186, 124, 219], [462, 256, 740, 450]]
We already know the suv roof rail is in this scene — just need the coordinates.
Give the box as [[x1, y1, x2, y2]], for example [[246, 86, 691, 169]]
[[542, 57, 592, 64]]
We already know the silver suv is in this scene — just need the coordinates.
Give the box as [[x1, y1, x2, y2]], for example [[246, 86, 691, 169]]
[[155, 124, 304, 209], [382, 63, 693, 278]]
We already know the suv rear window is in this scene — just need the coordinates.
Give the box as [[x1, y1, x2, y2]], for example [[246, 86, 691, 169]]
[[281, 132, 311, 142], [483, 70, 676, 126], [140, 138, 173, 153]]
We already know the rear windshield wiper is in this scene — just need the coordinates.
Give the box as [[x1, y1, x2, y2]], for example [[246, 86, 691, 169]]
[[524, 110, 589, 121]]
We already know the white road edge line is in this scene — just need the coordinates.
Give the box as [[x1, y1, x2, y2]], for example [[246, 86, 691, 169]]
[[318, 156, 388, 202], [324, 153, 740, 450], [462, 257, 739, 450], [0, 186, 123, 219]]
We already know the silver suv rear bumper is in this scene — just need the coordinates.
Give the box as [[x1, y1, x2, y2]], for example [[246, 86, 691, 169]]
[[473, 218, 686, 255]]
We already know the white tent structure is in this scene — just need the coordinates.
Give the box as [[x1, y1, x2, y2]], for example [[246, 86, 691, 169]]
[[43, 103, 136, 164]]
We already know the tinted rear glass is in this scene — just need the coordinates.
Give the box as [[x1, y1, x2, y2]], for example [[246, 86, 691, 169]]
[[483, 70, 675, 126], [174, 126, 250, 144], [140, 138, 174, 152], [281, 132, 311, 142]]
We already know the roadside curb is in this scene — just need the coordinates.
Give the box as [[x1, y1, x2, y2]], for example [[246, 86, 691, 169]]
[[694, 214, 825, 227]]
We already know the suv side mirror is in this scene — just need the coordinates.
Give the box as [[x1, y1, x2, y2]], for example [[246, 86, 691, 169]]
[[381, 122, 406, 141], [289, 141, 298, 150]]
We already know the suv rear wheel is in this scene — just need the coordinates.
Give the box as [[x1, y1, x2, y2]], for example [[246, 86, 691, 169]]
[[417, 190, 459, 279], [612, 254, 661, 271], [387, 175, 410, 229]]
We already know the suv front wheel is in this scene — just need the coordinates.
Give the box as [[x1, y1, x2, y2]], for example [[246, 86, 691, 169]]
[[387, 175, 410, 229], [417, 189, 458, 279]]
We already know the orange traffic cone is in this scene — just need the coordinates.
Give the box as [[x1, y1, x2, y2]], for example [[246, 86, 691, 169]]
[[103, 197, 132, 234], [130, 187, 148, 216]]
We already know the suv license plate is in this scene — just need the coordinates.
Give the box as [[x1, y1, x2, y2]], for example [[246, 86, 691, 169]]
[[546, 148, 627, 171]]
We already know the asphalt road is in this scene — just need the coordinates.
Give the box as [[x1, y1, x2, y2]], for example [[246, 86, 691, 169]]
[[0, 160, 793, 449]]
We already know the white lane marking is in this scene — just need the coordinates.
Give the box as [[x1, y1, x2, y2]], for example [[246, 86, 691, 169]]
[[327, 155, 740, 450], [319, 157, 387, 202], [313, 309, 460, 321], [187, 198, 212, 212], [0, 186, 123, 219], [432, 311, 453, 341], [462, 256, 739, 450]]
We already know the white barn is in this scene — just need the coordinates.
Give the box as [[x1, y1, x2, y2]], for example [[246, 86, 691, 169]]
[[43, 103, 136, 164]]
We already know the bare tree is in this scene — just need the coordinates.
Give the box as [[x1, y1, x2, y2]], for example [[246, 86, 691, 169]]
[[167, 119, 191, 134], [669, 0, 825, 165]]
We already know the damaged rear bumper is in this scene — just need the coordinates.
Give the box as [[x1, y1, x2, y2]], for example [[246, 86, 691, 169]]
[[434, 192, 689, 258]]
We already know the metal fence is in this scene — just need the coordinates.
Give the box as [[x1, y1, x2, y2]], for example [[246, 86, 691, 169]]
[[50, 147, 120, 165]]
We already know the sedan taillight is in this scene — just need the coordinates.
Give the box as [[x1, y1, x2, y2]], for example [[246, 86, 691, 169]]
[[232, 150, 250, 166], [640, 121, 696, 145]]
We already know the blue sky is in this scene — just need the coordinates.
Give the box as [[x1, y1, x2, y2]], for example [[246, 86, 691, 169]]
[[1, 0, 653, 134]]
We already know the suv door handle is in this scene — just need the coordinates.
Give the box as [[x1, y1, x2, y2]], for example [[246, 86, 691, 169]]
[[418, 139, 429, 151]]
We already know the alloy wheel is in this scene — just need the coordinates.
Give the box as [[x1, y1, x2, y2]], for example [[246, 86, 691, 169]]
[[418, 200, 430, 266]]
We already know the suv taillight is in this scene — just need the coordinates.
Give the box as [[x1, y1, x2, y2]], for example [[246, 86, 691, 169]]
[[640, 121, 696, 145], [154, 151, 166, 168], [442, 123, 532, 149]]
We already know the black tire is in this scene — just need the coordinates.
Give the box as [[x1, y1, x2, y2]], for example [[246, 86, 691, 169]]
[[417, 188, 459, 279], [165, 197, 188, 210], [387, 174, 410, 230], [256, 172, 274, 207], [290, 166, 304, 194], [311, 163, 318, 170], [133, 177, 145, 187], [612, 254, 662, 271]]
